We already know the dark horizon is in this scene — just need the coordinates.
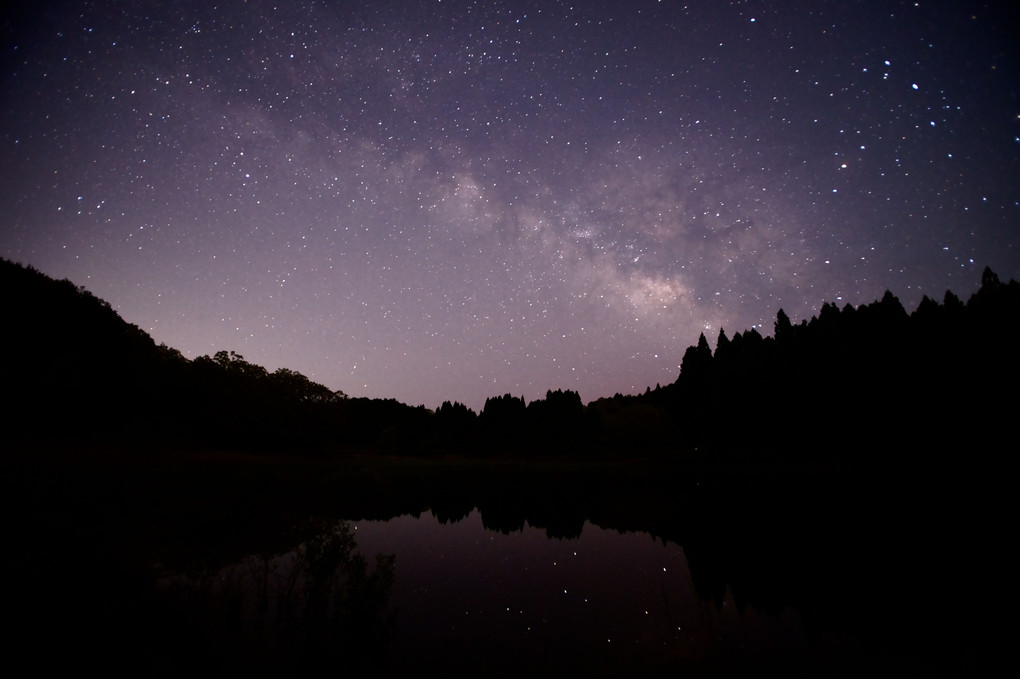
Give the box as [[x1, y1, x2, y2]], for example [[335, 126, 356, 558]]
[[3, 255, 1015, 459], [2, 263, 1011, 677]]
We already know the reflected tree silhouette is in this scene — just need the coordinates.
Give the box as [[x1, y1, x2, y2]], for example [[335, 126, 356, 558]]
[[158, 521, 395, 677]]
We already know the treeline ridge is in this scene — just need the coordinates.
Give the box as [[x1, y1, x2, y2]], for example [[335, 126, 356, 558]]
[[2, 257, 1016, 460]]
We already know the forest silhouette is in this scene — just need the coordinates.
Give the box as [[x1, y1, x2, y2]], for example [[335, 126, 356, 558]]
[[3, 256, 1016, 465], [2, 256, 1012, 676]]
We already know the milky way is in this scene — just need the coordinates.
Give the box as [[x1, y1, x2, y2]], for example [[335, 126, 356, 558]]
[[2, 1, 1017, 410]]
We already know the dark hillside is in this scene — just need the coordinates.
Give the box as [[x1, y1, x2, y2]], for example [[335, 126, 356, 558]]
[[0, 259, 178, 441], [0, 259, 351, 449], [2, 257, 1017, 462]]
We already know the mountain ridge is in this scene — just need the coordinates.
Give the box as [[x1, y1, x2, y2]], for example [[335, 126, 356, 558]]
[[2, 256, 1016, 458]]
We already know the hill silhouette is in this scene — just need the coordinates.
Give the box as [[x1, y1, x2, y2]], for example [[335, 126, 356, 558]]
[[2, 258, 1012, 676], [0, 258, 441, 451], [2, 256, 1017, 460]]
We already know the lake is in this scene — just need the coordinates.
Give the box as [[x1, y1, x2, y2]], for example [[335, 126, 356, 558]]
[[7, 452, 992, 677], [346, 509, 835, 677], [155, 502, 946, 677]]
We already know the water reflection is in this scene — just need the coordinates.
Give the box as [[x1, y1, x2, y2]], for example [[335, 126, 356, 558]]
[[351, 509, 854, 677], [158, 510, 857, 677], [9, 455, 990, 676], [157, 521, 395, 677]]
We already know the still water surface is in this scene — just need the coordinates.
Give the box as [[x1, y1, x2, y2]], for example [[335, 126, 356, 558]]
[[318, 509, 837, 676], [10, 454, 987, 676]]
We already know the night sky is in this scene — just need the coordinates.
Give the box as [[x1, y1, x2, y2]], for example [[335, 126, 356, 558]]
[[2, 1, 1017, 411]]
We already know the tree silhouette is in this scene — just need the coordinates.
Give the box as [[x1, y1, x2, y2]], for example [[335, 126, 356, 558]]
[[679, 332, 713, 384], [774, 308, 793, 343], [479, 393, 528, 450], [524, 389, 585, 454]]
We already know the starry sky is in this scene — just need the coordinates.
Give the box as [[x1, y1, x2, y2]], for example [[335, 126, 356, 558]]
[[2, 1, 1017, 411]]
